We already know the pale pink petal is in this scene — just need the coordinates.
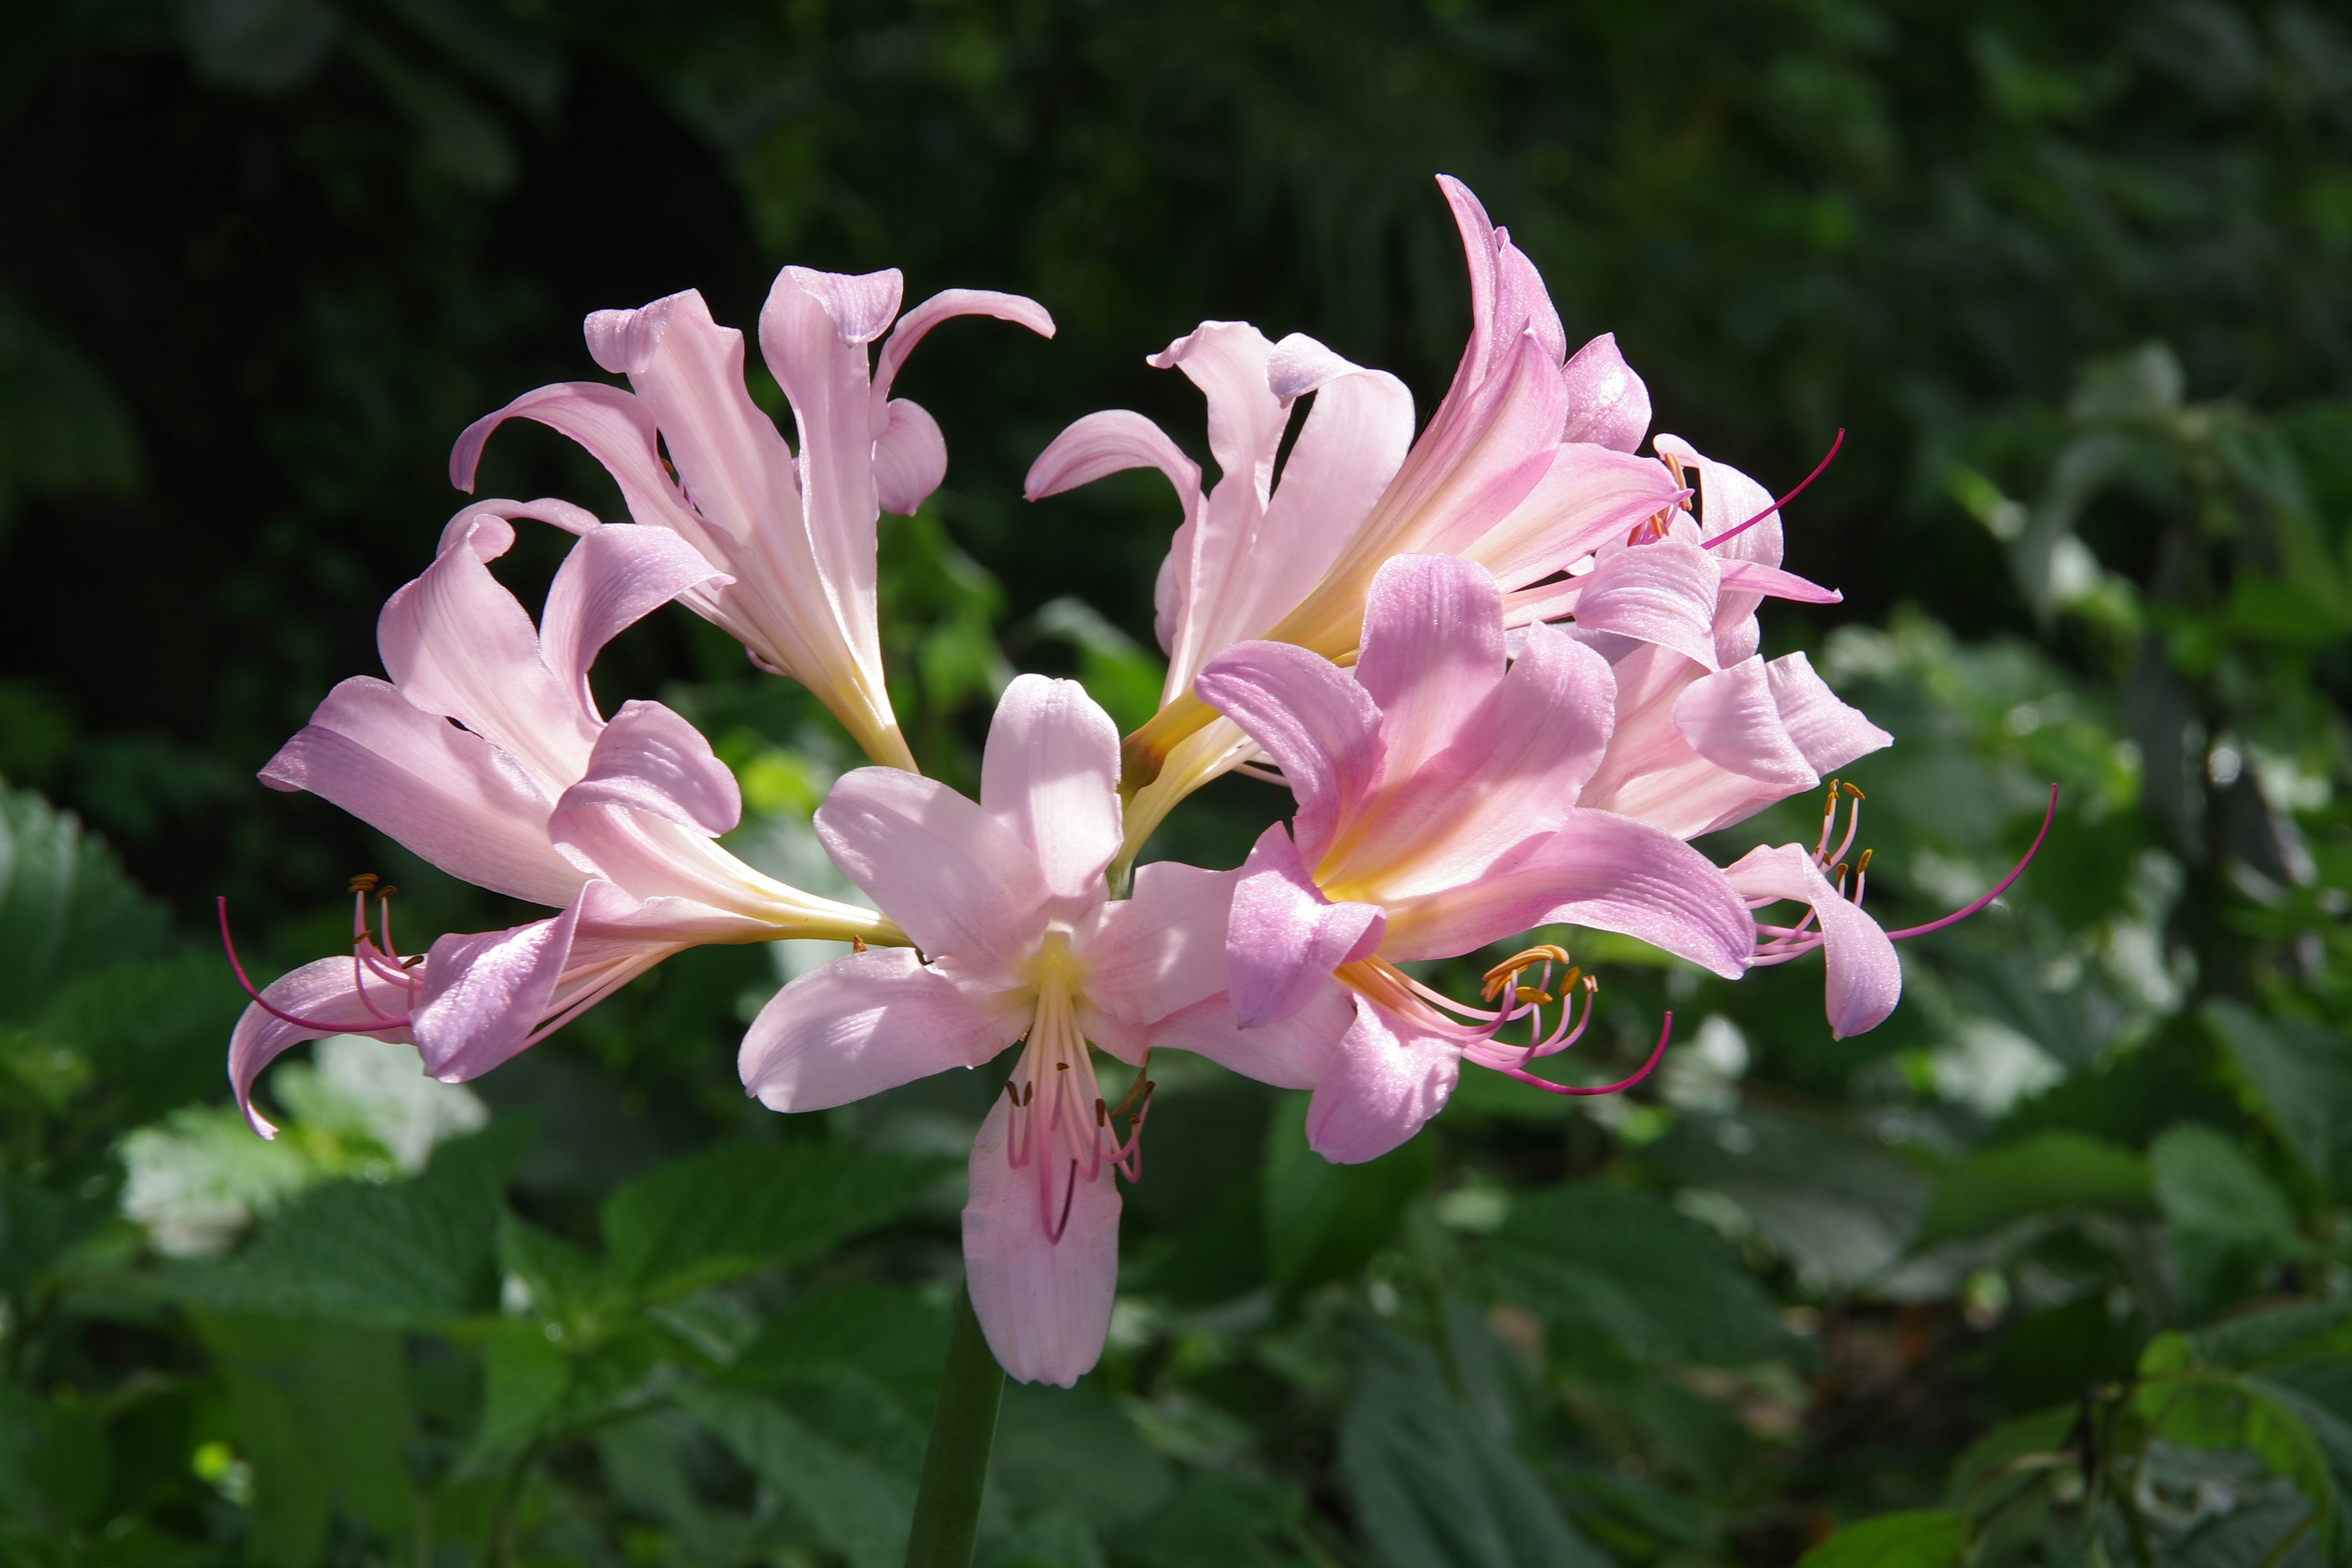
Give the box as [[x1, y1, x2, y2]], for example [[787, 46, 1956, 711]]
[[1494, 237, 1567, 364], [963, 1097, 1120, 1387], [741, 948, 1029, 1112], [377, 513, 597, 790], [873, 398, 948, 516], [229, 956, 416, 1139], [1228, 826, 1385, 1027], [1071, 861, 1237, 1027], [1376, 330, 1569, 561], [1023, 410, 1204, 514], [436, 496, 602, 552], [1675, 657, 1819, 797], [1303, 998, 1461, 1164], [411, 891, 588, 1082], [1142, 982, 1353, 1090], [1567, 535, 1722, 669], [1194, 641, 1384, 867], [1377, 808, 1754, 978], [1559, 333, 1652, 453], [761, 269, 895, 586], [449, 382, 707, 545], [978, 675, 1123, 911], [874, 288, 1055, 402], [1468, 443, 1683, 594], [815, 767, 1048, 974], [1434, 176, 1504, 394], [1715, 559, 1841, 605], [1767, 652, 1893, 774], [1726, 845, 1902, 1039], [1655, 433, 1782, 568], [554, 700, 740, 837], [262, 677, 584, 908], [539, 524, 730, 707], [1149, 322, 1286, 493], [1353, 554, 1506, 783]]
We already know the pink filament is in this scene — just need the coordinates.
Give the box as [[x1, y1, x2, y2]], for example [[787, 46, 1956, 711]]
[[1494, 1012, 1675, 1097], [217, 896, 410, 1035], [1704, 428, 1845, 550], [1882, 784, 2058, 941]]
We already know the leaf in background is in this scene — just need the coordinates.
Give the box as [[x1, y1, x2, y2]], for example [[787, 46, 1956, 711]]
[[0, 783, 167, 1025], [38, 952, 245, 1120], [192, 1313, 413, 1567], [993, 1381, 1174, 1534], [1262, 1092, 1434, 1298], [729, 1283, 949, 1409], [1792, 1509, 1962, 1568], [1339, 1321, 1609, 1568], [0, 287, 143, 535], [2150, 1121, 2302, 1319], [0, 1389, 107, 1533], [2207, 1000, 2352, 1199], [177, 0, 339, 91], [2188, 1301, 2352, 1370], [1487, 1186, 1789, 1367], [679, 1385, 913, 1568], [600, 1142, 944, 1300], [167, 1172, 499, 1328], [464, 1317, 571, 1469], [1910, 1131, 2152, 1247], [1030, 595, 1167, 733], [1121, 1469, 1306, 1568]]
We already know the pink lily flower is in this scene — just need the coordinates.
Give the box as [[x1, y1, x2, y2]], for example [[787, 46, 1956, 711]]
[[1027, 176, 1687, 859], [1193, 553, 1756, 1164], [227, 505, 899, 1137], [739, 675, 1336, 1385], [451, 267, 1054, 771]]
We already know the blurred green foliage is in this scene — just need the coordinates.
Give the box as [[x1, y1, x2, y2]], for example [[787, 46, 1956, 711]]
[[1, 1, 2348, 1565]]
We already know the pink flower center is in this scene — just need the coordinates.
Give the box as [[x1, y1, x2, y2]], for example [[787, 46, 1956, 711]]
[[999, 955, 1152, 1245]]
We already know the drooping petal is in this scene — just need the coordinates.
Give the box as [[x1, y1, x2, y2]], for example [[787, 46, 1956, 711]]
[[873, 287, 1055, 403], [1303, 997, 1461, 1164], [449, 381, 708, 548], [1578, 654, 1820, 839], [1726, 844, 1902, 1038], [1145, 981, 1354, 1090], [539, 524, 731, 709], [1227, 826, 1385, 1027], [261, 677, 584, 908], [229, 955, 416, 1139], [740, 947, 1030, 1112], [1194, 640, 1384, 867], [410, 891, 589, 1082], [1559, 333, 1652, 454], [1376, 807, 1754, 978], [1070, 861, 1237, 1028], [963, 1097, 1121, 1387], [377, 512, 598, 791], [1023, 410, 1204, 515], [554, 699, 741, 837], [979, 676, 1123, 913], [1467, 443, 1684, 595], [1766, 652, 1894, 774], [1715, 560, 1841, 606], [814, 767, 1049, 976], [1567, 535, 1722, 669], [1352, 554, 1506, 786], [1675, 657, 1820, 801], [873, 399, 949, 516]]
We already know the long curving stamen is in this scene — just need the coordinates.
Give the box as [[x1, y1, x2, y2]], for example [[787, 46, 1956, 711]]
[[1494, 1012, 1675, 1097], [1704, 429, 1845, 550], [1882, 784, 2058, 940], [219, 896, 409, 1034]]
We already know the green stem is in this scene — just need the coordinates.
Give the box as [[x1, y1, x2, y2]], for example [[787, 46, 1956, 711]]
[[903, 1286, 1005, 1568]]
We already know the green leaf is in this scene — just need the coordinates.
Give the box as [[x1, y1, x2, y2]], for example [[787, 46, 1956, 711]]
[[0, 783, 167, 1025], [992, 1382, 1174, 1532], [0, 287, 145, 531], [677, 1385, 914, 1568], [464, 1317, 571, 1467], [1338, 1321, 1609, 1568], [2187, 1301, 2352, 1371], [1793, 1509, 1963, 1568], [1911, 1132, 2152, 1246], [729, 1282, 949, 1408], [0, 1390, 108, 1531], [1262, 1092, 1434, 1297], [2207, 1001, 2352, 1198], [191, 1313, 413, 1567], [166, 1171, 498, 1327], [1122, 1469, 1306, 1568], [1487, 1185, 1789, 1366], [600, 1140, 943, 1299]]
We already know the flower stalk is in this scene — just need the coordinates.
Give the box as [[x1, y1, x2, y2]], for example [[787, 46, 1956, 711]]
[[903, 1288, 1005, 1568]]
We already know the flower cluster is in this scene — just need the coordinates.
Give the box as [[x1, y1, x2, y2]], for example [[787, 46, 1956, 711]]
[[227, 177, 2042, 1387]]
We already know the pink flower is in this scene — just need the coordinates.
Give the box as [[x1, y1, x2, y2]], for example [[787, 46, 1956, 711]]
[[1027, 177, 1687, 857], [739, 675, 1329, 1385], [452, 268, 1054, 771], [227, 506, 899, 1137], [1194, 554, 1756, 1164]]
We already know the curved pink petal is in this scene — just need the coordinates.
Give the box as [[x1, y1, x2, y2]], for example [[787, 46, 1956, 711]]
[[261, 677, 584, 908], [554, 699, 740, 837], [1023, 409, 1203, 513], [377, 513, 598, 791], [450, 381, 707, 546], [874, 287, 1055, 403], [740, 947, 1029, 1112], [1767, 652, 1893, 774], [1194, 640, 1384, 867], [540, 524, 730, 707], [412, 891, 588, 1082], [979, 676, 1123, 912], [1228, 826, 1385, 1028], [436, 496, 602, 553], [963, 1096, 1121, 1387], [1675, 657, 1820, 797], [761, 268, 891, 580], [1559, 333, 1652, 454], [229, 954, 416, 1138], [814, 767, 1049, 975], [1726, 845, 1901, 1039], [1468, 443, 1683, 594], [1072, 860, 1237, 1027], [1568, 534, 1722, 669], [1149, 322, 1286, 492], [1353, 554, 1506, 785], [1373, 330, 1569, 563], [873, 398, 948, 516], [1716, 559, 1842, 606], [1655, 433, 1781, 569], [1303, 998, 1460, 1164], [1378, 806, 1753, 976], [1143, 981, 1353, 1091]]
